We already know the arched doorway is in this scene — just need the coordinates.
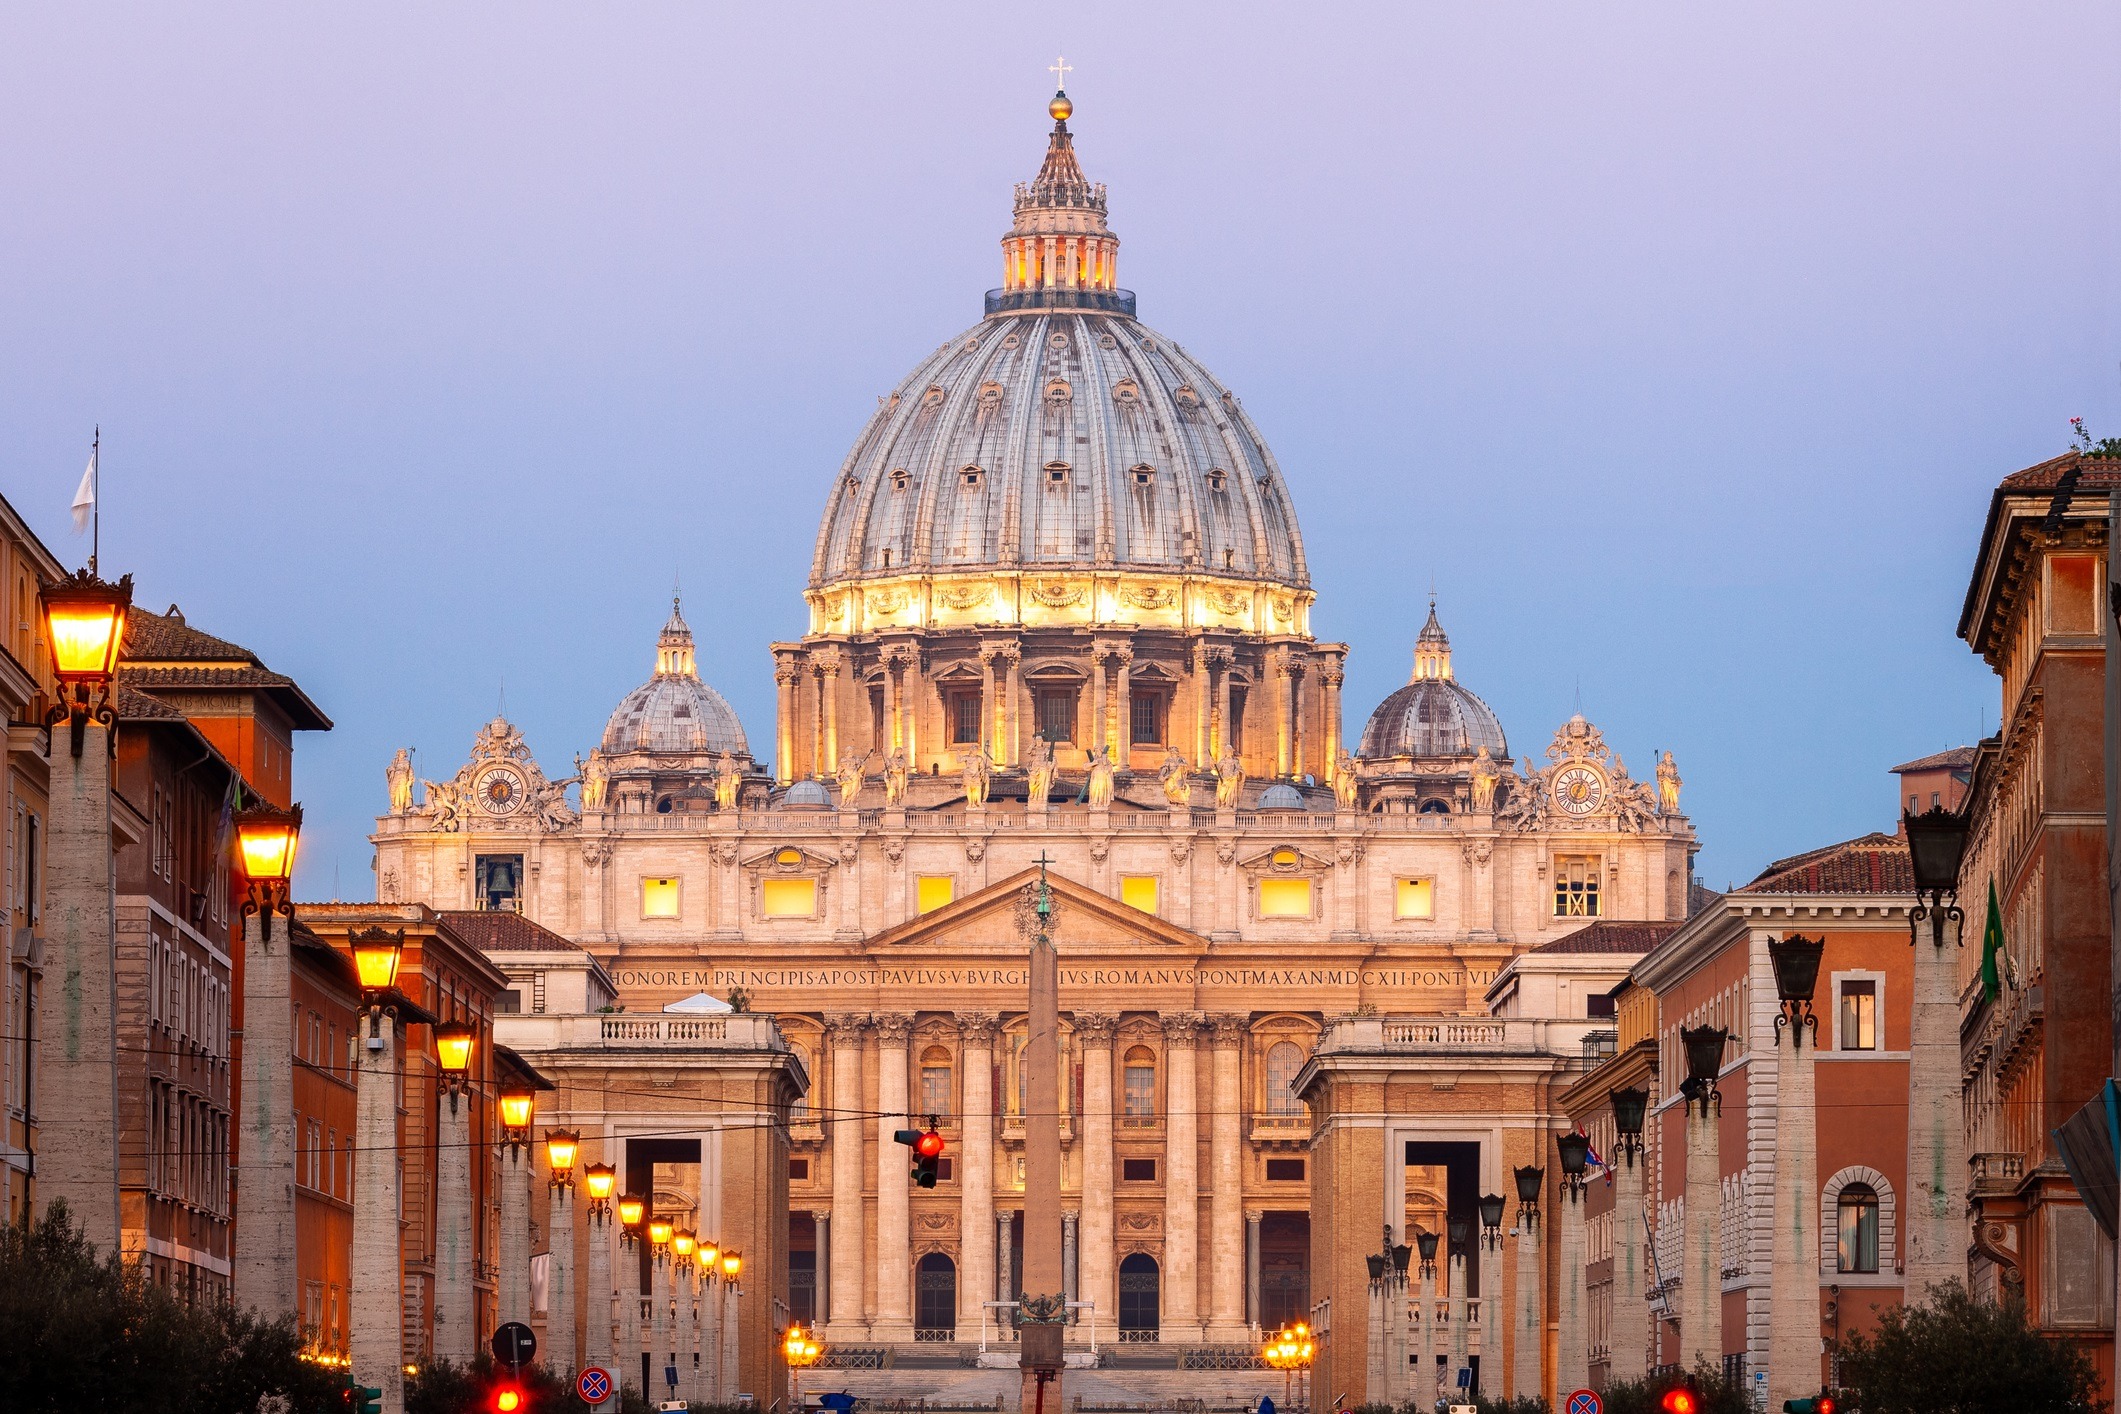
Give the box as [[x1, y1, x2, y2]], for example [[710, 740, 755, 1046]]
[[915, 1253, 957, 1340], [1118, 1252, 1160, 1340]]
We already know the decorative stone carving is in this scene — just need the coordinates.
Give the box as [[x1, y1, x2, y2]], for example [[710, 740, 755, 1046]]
[[1206, 1014, 1248, 1046], [1072, 1013, 1119, 1047], [867, 588, 911, 616], [1208, 587, 1249, 616], [1214, 749, 1246, 808], [422, 717, 578, 835], [386, 748, 414, 813], [1333, 750, 1358, 808], [1158, 747, 1190, 805], [1657, 750, 1683, 814], [576, 748, 609, 810], [1470, 746, 1501, 813], [1461, 839, 1492, 868], [965, 837, 987, 864], [873, 1013, 915, 1045], [836, 752, 868, 805], [1170, 835, 1193, 865], [883, 837, 905, 865], [1029, 580, 1085, 609], [959, 745, 993, 807], [1159, 1011, 1203, 1043], [580, 839, 614, 867], [1088, 837, 1108, 864], [957, 1012, 1001, 1046], [823, 1015, 869, 1044], [1087, 745, 1115, 808], [1336, 840, 1364, 867], [1215, 839, 1237, 867], [884, 749, 910, 805], [712, 753, 742, 811], [1120, 584, 1177, 610], [1025, 737, 1055, 808], [937, 582, 994, 611], [1119, 1211, 1161, 1233]]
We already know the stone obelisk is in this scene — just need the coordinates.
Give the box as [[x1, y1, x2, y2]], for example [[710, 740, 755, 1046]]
[[1020, 859, 1066, 1414]]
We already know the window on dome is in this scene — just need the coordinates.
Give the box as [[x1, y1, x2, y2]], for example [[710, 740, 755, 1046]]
[[879, 548, 893, 569], [1046, 462, 1070, 487], [1206, 468, 1228, 492], [1132, 465, 1156, 487], [962, 466, 984, 487], [1227, 688, 1247, 752], [890, 469, 910, 492]]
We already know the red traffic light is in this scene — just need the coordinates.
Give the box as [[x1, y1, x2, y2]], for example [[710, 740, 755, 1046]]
[[1817, 1400, 1836, 1414], [1661, 1389, 1698, 1414], [917, 1129, 945, 1157], [492, 1384, 524, 1414]]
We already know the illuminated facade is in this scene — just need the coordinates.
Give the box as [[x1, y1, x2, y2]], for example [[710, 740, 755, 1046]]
[[372, 92, 1699, 1374]]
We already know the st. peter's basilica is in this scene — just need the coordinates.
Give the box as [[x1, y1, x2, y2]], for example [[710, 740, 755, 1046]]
[[373, 90, 1695, 1364]]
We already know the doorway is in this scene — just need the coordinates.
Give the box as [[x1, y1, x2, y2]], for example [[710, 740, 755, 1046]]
[[916, 1253, 957, 1340], [1118, 1252, 1160, 1340]]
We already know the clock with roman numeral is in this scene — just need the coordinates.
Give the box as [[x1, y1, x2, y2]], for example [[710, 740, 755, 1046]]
[[1553, 764, 1605, 816], [476, 765, 527, 816]]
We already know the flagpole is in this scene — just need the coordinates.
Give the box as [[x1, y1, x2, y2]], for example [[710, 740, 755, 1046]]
[[90, 425, 100, 576]]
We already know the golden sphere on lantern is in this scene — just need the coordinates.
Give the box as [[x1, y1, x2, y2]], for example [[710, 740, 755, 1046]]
[[1049, 90, 1072, 121]]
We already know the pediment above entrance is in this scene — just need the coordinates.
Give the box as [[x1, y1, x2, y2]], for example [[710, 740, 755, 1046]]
[[863, 868, 1209, 958]]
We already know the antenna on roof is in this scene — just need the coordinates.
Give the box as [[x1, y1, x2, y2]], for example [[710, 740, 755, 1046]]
[[498, 675, 506, 719]]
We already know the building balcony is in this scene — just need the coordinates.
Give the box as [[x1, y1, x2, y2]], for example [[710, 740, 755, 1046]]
[[1970, 1151, 2027, 1199], [1248, 1114, 1310, 1145], [494, 1011, 791, 1054], [1312, 1014, 1605, 1060]]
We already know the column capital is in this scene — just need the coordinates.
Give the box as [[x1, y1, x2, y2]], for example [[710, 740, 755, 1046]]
[[1245, 1209, 1265, 1226], [958, 1011, 1001, 1046], [872, 1012, 915, 1044], [1159, 1011, 1205, 1044], [810, 1209, 833, 1223], [1071, 1012, 1119, 1047], [1205, 1013, 1249, 1046], [824, 1014, 870, 1044]]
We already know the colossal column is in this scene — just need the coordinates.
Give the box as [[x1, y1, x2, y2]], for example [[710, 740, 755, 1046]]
[[825, 1016, 867, 1334], [958, 1013, 1000, 1334], [1074, 1014, 1119, 1330], [1205, 1016, 1248, 1340], [874, 1014, 915, 1340], [1112, 647, 1133, 764], [1160, 1013, 1203, 1339]]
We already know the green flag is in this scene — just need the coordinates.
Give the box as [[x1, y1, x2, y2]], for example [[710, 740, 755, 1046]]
[[1980, 878, 2006, 1002]]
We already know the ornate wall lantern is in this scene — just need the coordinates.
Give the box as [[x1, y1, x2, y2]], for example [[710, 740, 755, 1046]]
[[1478, 1192, 1506, 1249], [40, 567, 132, 757], [1769, 933, 1827, 1048], [1680, 1025, 1729, 1113], [433, 1020, 476, 1108], [1610, 1086, 1651, 1160], [1556, 1130, 1592, 1197], [234, 802, 302, 939], [1413, 1228, 1439, 1277], [499, 1085, 536, 1146], [1514, 1164, 1544, 1229], [583, 1161, 616, 1217], [545, 1130, 580, 1189], [1903, 803, 1971, 948]]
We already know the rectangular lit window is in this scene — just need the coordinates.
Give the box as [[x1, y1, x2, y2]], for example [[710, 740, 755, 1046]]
[[641, 877, 680, 918], [1120, 875, 1160, 915], [761, 878, 818, 918], [917, 875, 956, 914], [1554, 856, 1600, 917], [1394, 878, 1434, 920], [1840, 979, 1877, 1051], [1258, 878, 1313, 918]]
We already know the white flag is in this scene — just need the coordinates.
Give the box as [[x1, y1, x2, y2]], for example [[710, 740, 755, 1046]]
[[71, 446, 96, 534]]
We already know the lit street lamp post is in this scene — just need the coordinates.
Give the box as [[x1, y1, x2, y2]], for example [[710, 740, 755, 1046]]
[[545, 1131, 581, 1378], [583, 1162, 617, 1376], [618, 1194, 646, 1396], [782, 1320, 823, 1414], [673, 1230, 698, 1401], [34, 567, 131, 1254], [230, 800, 303, 1318], [697, 1237, 723, 1404], [649, 1217, 675, 1402], [719, 1249, 743, 1403], [432, 1019, 478, 1362], [497, 1084, 537, 1330], [347, 927, 415, 1414]]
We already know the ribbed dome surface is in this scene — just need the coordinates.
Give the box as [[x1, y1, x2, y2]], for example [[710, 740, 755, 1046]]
[[1358, 679, 1508, 760], [808, 312, 1309, 587], [600, 602, 751, 757]]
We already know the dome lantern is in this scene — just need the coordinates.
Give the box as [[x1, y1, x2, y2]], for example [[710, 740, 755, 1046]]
[[656, 598, 698, 679], [1412, 600, 1452, 682], [993, 88, 1128, 316]]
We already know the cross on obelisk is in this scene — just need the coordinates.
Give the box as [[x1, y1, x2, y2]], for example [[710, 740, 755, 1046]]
[[1020, 853, 1066, 1411], [1048, 56, 1072, 92]]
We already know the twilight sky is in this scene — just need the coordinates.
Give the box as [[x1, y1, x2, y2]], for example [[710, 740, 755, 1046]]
[[2, 3, 2116, 900]]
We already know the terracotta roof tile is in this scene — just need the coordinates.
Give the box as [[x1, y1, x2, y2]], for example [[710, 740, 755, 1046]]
[[115, 685, 187, 721], [1891, 746, 1977, 774], [1998, 451, 2121, 493], [438, 910, 580, 953], [1531, 920, 1680, 955], [1740, 832, 1913, 895], [123, 606, 261, 665]]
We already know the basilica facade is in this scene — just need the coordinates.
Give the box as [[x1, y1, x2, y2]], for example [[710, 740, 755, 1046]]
[[372, 92, 1697, 1360]]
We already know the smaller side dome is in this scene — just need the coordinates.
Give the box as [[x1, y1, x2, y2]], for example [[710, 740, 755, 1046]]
[[1358, 602, 1508, 760], [1257, 783, 1307, 811], [779, 780, 832, 809], [601, 599, 751, 758]]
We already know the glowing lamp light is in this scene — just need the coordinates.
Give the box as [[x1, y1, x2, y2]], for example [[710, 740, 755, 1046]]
[[699, 1239, 721, 1269], [41, 568, 131, 686], [721, 1250, 742, 1279], [234, 803, 303, 884], [648, 1217, 675, 1248], [583, 1163, 616, 1201], [499, 1086, 535, 1132], [544, 1129, 580, 1176], [349, 928, 405, 994], [674, 1228, 696, 1258], [618, 1194, 646, 1230], [433, 1021, 476, 1076]]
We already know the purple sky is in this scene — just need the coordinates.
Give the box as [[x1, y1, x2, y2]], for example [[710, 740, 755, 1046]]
[[3, 4, 2116, 900]]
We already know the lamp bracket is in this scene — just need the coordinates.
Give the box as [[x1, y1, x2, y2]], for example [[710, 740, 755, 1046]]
[[1774, 999, 1818, 1049]]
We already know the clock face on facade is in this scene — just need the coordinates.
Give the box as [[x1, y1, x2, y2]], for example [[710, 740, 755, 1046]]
[[1553, 764, 1605, 816], [476, 766, 527, 816]]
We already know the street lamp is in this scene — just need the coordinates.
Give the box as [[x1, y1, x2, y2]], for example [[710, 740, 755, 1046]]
[[234, 801, 302, 940], [434, 1020, 476, 1109], [1611, 1086, 1651, 1160], [721, 1250, 742, 1282], [1902, 803, 1971, 948], [346, 927, 407, 1036], [1478, 1193, 1506, 1250], [1514, 1164, 1544, 1229], [1414, 1227, 1439, 1279], [649, 1217, 675, 1251], [675, 1229, 696, 1262], [1680, 1026, 1729, 1112], [1556, 1131, 1593, 1198], [584, 1162, 617, 1213], [1446, 1214, 1470, 1261], [499, 1084, 536, 1146], [40, 566, 132, 757], [783, 1320, 824, 1413], [1769, 933, 1827, 1048], [619, 1193, 646, 1247], [545, 1130, 580, 1189]]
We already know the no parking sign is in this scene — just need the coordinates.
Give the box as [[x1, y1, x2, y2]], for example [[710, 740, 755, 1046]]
[[1566, 1391, 1603, 1414], [577, 1367, 614, 1406]]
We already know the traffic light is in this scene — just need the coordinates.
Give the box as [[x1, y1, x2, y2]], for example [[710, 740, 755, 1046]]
[[1782, 1398, 1837, 1414], [894, 1123, 946, 1188], [347, 1383, 382, 1414], [1660, 1385, 1699, 1414], [490, 1379, 526, 1414]]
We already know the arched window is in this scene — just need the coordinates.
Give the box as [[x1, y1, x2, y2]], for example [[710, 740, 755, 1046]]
[[1265, 1042, 1305, 1115], [919, 1045, 953, 1119], [1838, 1184, 1879, 1273], [1123, 1045, 1157, 1122], [1013, 1033, 1028, 1116]]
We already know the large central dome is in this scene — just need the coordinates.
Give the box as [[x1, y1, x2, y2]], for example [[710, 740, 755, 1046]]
[[805, 94, 1309, 633]]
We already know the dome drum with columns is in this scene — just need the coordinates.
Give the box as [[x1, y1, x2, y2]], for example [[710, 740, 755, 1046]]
[[370, 90, 1699, 1373]]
